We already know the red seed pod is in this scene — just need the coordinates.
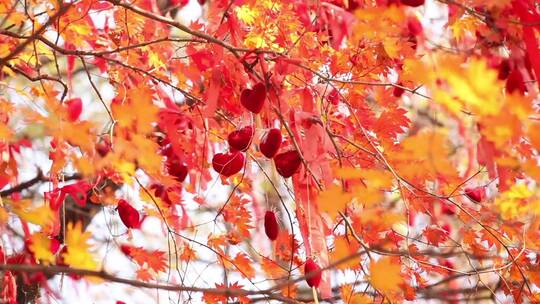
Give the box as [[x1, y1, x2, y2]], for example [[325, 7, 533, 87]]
[[240, 83, 266, 114], [401, 0, 425, 7], [498, 59, 511, 80], [260, 128, 282, 158], [96, 138, 111, 157], [117, 199, 141, 229], [441, 204, 456, 216], [506, 69, 526, 94], [393, 83, 405, 97], [66, 98, 83, 121], [264, 211, 279, 241], [228, 126, 254, 152], [212, 151, 245, 177], [274, 150, 302, 178], [407, 16, 423, 36], [464, 186, 486, 203], [304, 258, 322, 287]]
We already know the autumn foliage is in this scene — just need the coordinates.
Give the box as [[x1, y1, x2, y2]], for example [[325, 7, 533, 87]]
[[1, 0, 540, 303]]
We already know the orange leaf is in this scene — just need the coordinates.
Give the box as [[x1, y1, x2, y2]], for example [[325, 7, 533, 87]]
[[136, 268, 153, 282], [123, 245, 168, 273], [330, 237, 361, 270], [229, 253, 255, 279], [340, 284, 372, 303], [261, 256, 287, 280], [318, 184, 353, 219], [369, 257, 404, 296]]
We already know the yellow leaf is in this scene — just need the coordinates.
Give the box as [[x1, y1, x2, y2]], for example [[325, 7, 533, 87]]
[[30, 233, 55, 264], [383, 37, 400, 59], [401, 58, 433, 85], [330, 168, 394, 207], [495, 184, 535, 220], [63, 222, 98, 270], [244, 32, 268, 49], [11, 199, 56, 229], [336, 168, 393, 187], [388, 130, 458, 182], [435, 57, 503, 116], [147, 48, 165, 69], [6, 12, 26, 26], [115, 160, 136, 184], [236, 5, 259, 25], [129, 134, 162, 175], [319, 185, 353, 219], [369, 257, 403, 295], [450, 15, 480, 42]]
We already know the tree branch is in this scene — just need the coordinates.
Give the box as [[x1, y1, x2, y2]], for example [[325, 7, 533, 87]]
[[0, 172, 82, 197], [0, 2, 71, 68], [0, 263, 295, 303]]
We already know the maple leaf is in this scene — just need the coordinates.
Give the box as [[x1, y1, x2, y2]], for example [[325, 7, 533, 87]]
[[340, 284, 372, 304], [222, 196, 253, 238], [136, 268, 153, 282], [235, 5, 259, 25], [433, 56, 503, 116], [373, 107, 411, 141], [318, 184, 353, 219], [333, 167, 394, 207], [231, 253, 255, 279], [530, 123, 540, 153], [423, 226, 449, 246], [114, 160, 136, 185], [179, 244, 197, 262], [330, 237, 361, 270], [337, 168, 394, 187], [450, 15, 481, 42], [274, 231, 299, 262], [123, 245, 168, 273], [3, 0, 540, 301], [29, 233, 55, 264], [369, 257, 404, 295], [207, 234, 228, 256], [388, 130, 458, 182], [63, 222, 98, 270], [495, 183, 536, 220], [203, 282, 249, 304], [10, 199, 56, 231], [261, 256, 287, 280], [281, 283, 297, 299]]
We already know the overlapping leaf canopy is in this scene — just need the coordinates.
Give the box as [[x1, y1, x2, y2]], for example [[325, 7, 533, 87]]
[[1, 0, 540, 303]]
